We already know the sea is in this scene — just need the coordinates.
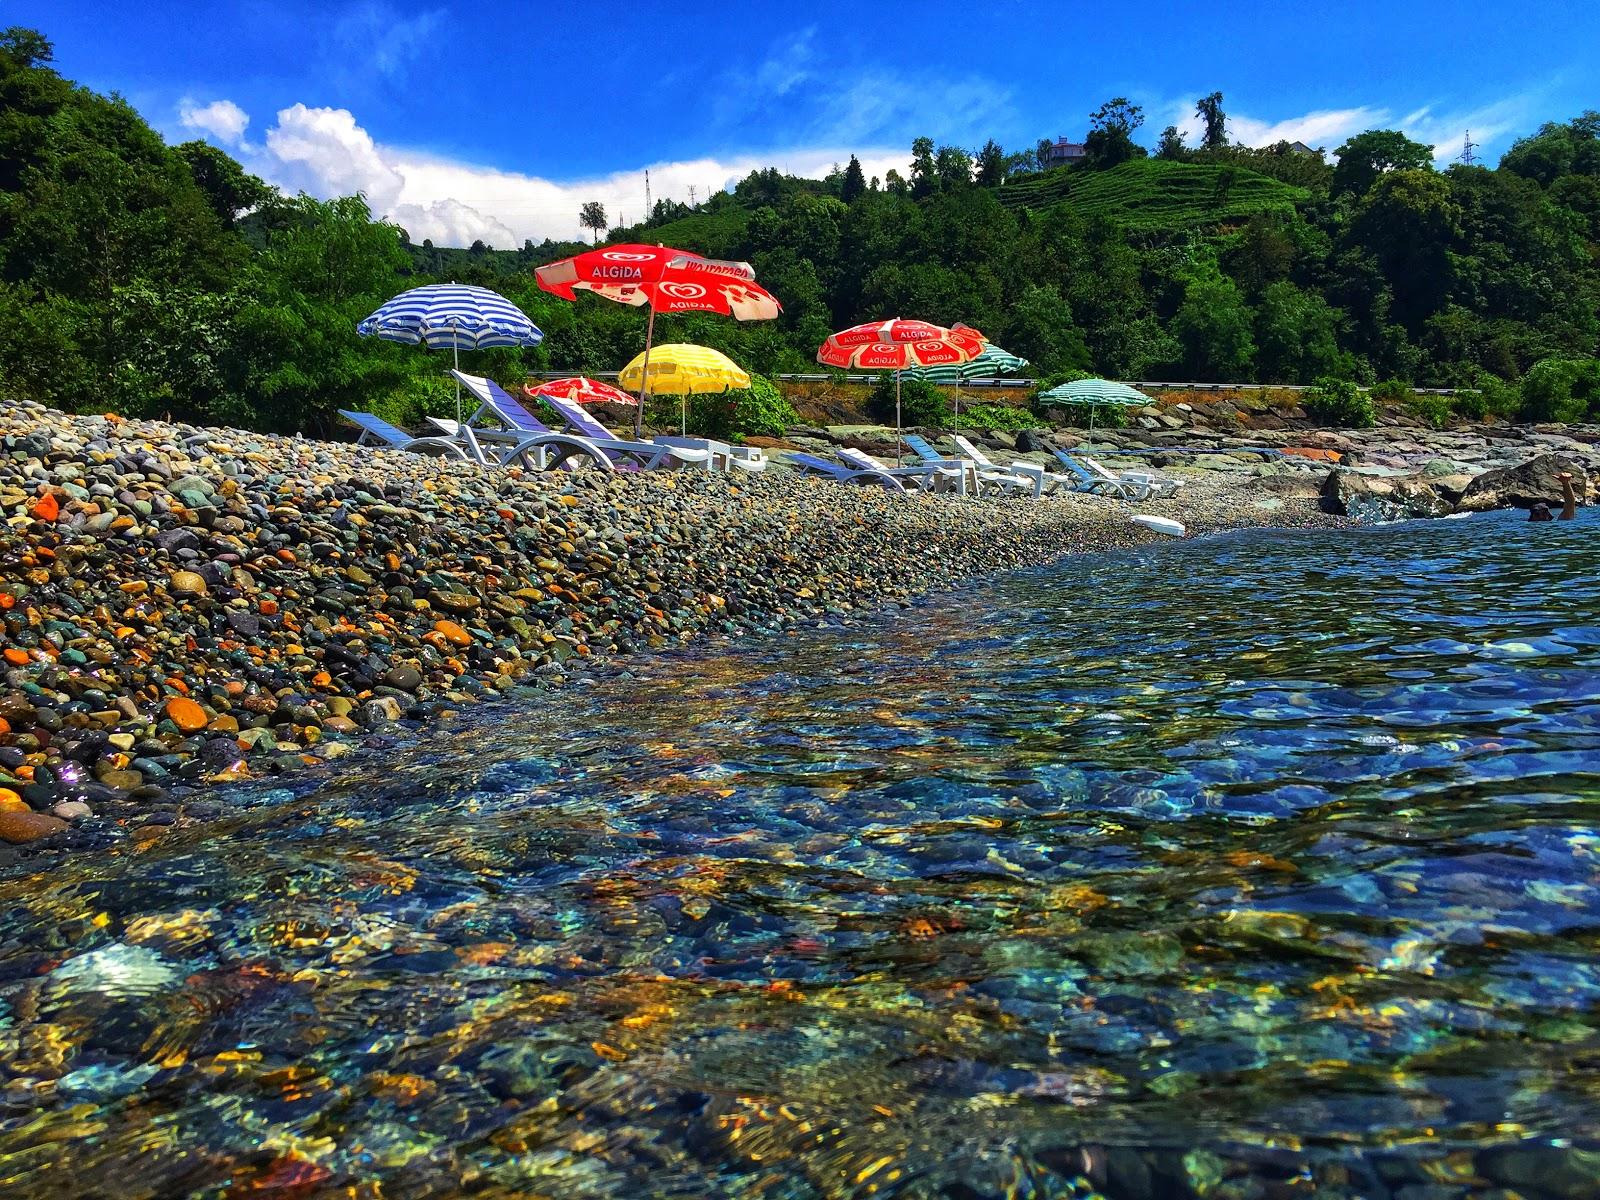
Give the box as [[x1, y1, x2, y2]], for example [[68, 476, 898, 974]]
[[2, 509, 1597, 1199]]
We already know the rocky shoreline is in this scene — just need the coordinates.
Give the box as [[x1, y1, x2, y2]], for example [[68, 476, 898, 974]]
[[0, 401, 1356, 859]]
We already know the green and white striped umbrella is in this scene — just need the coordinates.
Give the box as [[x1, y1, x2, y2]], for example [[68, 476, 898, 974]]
[[897, 343, 1029, 383], [1037, 378, 1148, 407], [1038, 377, 1149, 430]]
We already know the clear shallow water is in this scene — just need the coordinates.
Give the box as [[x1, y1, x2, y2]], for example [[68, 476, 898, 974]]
[[3, 511, 1599, 1199]]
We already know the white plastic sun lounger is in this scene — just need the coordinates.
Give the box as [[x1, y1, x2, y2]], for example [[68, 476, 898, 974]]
[[835, 446, 966, 493], [940, 435, 1068, 499], [1083, 454, 1184, 500], [531, 389, 723, 473], [785, 451, 907, 492], [901, 433, 1038, 497], [434, 373, 619, 471], [1052, 449, 1145, 500]]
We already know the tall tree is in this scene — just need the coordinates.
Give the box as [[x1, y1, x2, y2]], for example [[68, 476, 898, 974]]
[[975, 139, 1006, 186], [1156, 125, 1187, 160], [1085, 98, 1146, 168], [1036, 137, 1054, 172], [910, 137, 937, 197], [840, 154, 866, 202], [176, 141, 268, 227], [934, 145, 973, 189], [1196, 92, 1227, 151], [578, 200, 607, 244], [1331, 129, 1435, 197]]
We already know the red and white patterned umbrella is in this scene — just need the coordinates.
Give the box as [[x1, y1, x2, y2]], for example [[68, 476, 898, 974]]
[[527, 376, 639, 407], [817, 319, 988, 460], [536, 244, 781, 432]]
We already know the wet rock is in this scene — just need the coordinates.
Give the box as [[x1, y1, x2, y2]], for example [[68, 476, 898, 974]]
[[1456, 452, 1589, 512], [0, 810, 69, 843]]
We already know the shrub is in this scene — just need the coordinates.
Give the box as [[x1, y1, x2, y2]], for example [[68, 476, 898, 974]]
[[686, 373, 797, 439], [960, 402, 1044, 431], [1448, 370, 1519, 421], [1450, 388, 1488, 421], [1407, 393, 1452, 429], [1370, 377, 1412, 406], [1046, 401, 1132, 429], [1520, 357, 1600, 423], [870, 374, 951, 428], [1302, 375, 1375, 428]]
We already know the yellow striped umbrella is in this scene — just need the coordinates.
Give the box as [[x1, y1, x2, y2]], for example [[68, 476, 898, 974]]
[[618, 344, 751, 435]]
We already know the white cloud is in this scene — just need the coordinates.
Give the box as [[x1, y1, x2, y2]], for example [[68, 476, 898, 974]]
[[325, 2, 443, 81], [178, 98, 250, 146], [201, 100, 906, 247], [717, 28, 1014, 148], [1164, 91, 1543, 163], [1229, 106, 1389, 150]]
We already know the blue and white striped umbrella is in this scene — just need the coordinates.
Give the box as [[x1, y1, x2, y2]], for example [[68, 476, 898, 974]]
[[357, 284, 543, 350]]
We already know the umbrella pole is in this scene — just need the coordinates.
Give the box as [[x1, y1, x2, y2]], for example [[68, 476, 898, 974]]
[[895, 371, 903, 467], [452, 329, 462, 427], [635, 307, 657, 439]]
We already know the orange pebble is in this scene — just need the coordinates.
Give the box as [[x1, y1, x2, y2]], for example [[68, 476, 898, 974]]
[[432, 620, 472, 647], [29, 494, 59, 522], [164, 696, 208, 734], [258, 599, 278, 616]]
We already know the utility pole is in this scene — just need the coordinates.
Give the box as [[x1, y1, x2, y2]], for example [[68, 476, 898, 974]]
[[644, 169, 651, 218], [1460, 130, 1478, 166]]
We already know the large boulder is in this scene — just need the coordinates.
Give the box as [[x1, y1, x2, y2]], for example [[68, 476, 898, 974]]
[[1320, 469, 1452, 518], [1454, 453, 1588, 513]]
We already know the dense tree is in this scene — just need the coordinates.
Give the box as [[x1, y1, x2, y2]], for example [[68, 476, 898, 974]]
[[176, 141, 268, 226], [1501, 112, 1600, 187], [1254, 282, 1341, 382], [1085, 98, 1146, 169], [934, 145, 972, 190], [1156, 125, 1187, 160], [1004, 284, 1091, 373], [1196, 92, 1227, 151], [840, 154, 865, 203], [3, 28, 1600, 430], [1331, 129, 1435, 197], [1172, 264, 1256, 379], [909, 136, 937, 197], [975, 139, 1005, 187], [578, 200, 607, 244]]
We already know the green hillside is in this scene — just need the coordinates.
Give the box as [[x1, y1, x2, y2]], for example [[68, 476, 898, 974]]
[[1000, 159, 1308, 230]]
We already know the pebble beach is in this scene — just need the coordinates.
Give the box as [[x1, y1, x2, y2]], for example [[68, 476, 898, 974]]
[[0, 401, 1343, 858]]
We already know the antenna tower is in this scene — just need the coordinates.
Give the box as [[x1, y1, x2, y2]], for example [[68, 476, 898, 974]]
[[644, 169, 652, 217], [688, 185, 697, 207], [1460, 130, 1478, 166]]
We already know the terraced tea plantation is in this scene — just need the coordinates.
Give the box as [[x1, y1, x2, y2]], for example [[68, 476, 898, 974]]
[[998, 158, 1309, 231]]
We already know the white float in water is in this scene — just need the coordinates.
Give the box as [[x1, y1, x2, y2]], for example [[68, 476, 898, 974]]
[[1131, 514, 1185, 537]]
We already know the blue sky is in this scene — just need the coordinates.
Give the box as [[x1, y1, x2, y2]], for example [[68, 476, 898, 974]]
[[34, 0, 1600, 246]]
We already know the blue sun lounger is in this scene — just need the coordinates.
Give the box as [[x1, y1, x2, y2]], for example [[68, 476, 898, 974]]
[[785, 451, 907, 492], [338, 410, 474, 460]]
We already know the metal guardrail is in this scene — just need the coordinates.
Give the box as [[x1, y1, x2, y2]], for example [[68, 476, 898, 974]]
[[526, 370, 1462, 395]]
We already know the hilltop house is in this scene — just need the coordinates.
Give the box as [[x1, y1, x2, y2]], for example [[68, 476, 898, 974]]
[[1045, 137, 1088, 166]]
